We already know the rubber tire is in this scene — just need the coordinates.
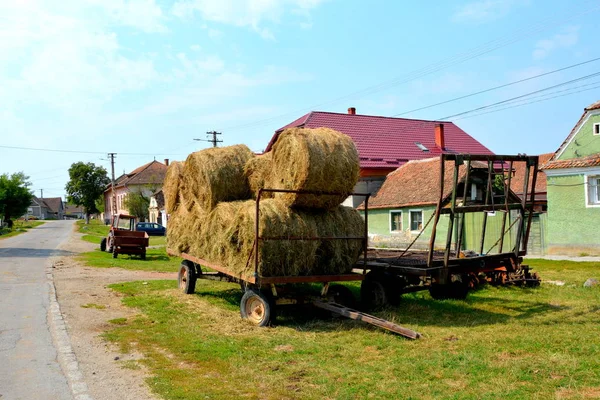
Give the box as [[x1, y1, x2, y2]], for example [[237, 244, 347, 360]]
[[100, 238, 107, 252], [240, 289, 273, 327], [361, 274, 388, 311], [328, 284, 356, 309], [178, 262, 196, 294], [112, 249, 118, 259]]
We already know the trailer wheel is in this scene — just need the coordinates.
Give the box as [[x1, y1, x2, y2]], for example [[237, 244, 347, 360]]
[[361, 274, 388, 310], [178, 261, 196, 294], [240, 289, 272, 327], [100, 238, 107, 252], [327, 284, 356, 309], [112, 248, 118, 259]]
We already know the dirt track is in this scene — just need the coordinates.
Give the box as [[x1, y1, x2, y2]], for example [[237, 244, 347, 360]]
[[52, 226, 176, 400]]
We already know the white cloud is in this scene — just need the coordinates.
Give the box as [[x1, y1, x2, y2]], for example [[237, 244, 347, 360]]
[[86, 0, 167, 33], [532, 26, 579, 60], [452, 0, 527, 24], [171, 0, 324, 38]]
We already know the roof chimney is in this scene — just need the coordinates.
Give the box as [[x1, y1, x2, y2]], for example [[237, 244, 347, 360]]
[[434, 123, 445, 150], [348, 107, 356, 115], [164, 159, 169, 166]]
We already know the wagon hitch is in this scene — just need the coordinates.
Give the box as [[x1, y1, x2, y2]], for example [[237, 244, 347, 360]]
[[312, 300, 421, 340]]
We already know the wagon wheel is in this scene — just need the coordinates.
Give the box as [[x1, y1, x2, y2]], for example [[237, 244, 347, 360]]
[[240, 289, 273, 327], [178, 261, 196, 294], [327, 284, 356, 309], [361, 273, 388, 311], [100, 238, 107, 252]]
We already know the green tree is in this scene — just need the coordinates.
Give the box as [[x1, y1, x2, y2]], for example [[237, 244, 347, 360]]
[[65, 162, 110, 223], [0, 172, 34, 228], [123, 190, 150, 221]]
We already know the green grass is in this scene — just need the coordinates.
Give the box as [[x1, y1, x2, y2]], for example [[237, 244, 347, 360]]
[[78, 247, 180, 273], [104, 259, 600, 400], [77, 219, 165, 246], [81, 303, 106, 310], [0, 220, 45, 240]]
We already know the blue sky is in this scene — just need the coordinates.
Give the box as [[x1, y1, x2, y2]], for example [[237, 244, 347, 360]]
[[1, 0, 599, 201]]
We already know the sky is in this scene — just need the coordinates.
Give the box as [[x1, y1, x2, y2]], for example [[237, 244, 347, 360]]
[[1, 0, 600, 202]]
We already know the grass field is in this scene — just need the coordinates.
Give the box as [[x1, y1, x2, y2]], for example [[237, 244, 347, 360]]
[[78, 247, 179, 272], [77, 220, 166, 247], [102, 258, 600, 399], [0, 220, 45, 240]]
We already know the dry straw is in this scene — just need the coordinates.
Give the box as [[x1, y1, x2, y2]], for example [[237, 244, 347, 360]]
[[270, 127, 360, 209], [244, 152, 273, 199], [182, 144, 254, 211], [163, 161, 184, 214]]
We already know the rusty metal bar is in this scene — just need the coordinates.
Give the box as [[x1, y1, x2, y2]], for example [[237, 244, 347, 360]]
[[443, 156, 461, 270], [312, 300, 421, 339], [363, 194, 370, 274], [443, 154, 533, 162], [260, 188, 371, 197], [260, 236, 364, 241], [499, 160, 513, 253], [479, 160, 493, 254], [523, 157, 538, 253], [255, 189, 262, 284], [455, 159, 471, 256], [427, 156, 446, 267], [514, 158, 532, 256], [439, 203, 522, 214]]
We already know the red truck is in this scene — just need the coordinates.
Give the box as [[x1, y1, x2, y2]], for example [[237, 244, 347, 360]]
[[100, 214, 149, 259]]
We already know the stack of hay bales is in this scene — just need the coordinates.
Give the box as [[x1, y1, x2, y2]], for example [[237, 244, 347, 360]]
[[165, 127, 364, 278]]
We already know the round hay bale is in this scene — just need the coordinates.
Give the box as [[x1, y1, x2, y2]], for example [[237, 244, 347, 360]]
[[270, 127, 360, 209], [163, 161, 184, 214], [182, 144, 254, 211], [309, 206, 365, 275], [244, 152, 274, 199]]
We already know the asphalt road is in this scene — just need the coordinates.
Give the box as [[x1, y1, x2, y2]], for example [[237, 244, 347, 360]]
[[0, 221, 75, 400]]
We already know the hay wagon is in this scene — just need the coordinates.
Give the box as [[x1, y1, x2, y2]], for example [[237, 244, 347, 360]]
[[171, 188, 421, 339], [356, 154, 542, 309]]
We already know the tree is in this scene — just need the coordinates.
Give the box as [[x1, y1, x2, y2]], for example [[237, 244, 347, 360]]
[[123, 190, 150, 221], [0, 172, 33, 228], [65, 162, 110, 223]]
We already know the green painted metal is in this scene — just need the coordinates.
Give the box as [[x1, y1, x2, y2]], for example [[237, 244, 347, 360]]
[[558, 113, 600, 160]]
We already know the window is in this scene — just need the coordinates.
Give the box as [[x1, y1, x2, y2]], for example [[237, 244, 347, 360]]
[[588, 175, 600, 205], [594, 123, 600, 136], [415, 142, 429, 152], [410, 210, 423, 232], [389, 211, 402, 232]]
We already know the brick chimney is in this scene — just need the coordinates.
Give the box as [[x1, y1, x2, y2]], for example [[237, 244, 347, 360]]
[[348, 107, 356, 115], [434, 123, 445, 150], [164, 159, 169, 166]]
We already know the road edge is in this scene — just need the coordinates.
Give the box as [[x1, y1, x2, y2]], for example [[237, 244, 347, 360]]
[[47, 261, 93, 400]]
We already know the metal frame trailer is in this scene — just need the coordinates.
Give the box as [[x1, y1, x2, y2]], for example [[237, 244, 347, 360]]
[[356, 154, 541, 309], [173, 188, 420, 339]]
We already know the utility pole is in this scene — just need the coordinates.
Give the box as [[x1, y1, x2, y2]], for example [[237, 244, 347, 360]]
[[194, 131, 223, 148], [40, 189, 43, 200], [108, 153, 117, 220]]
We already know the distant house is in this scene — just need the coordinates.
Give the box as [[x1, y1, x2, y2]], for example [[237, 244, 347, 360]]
[[268, 107, 493, 207], [148, 189, 167, 227], [64, 203, 85, 219], [104, 159, 169, 223], [543, 101, 600, 255], [360, 157, 522, 252], [28, 196, 64, 219]]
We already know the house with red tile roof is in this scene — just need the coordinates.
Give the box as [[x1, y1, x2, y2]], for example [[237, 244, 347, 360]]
[[361, 157, 523, 252], [542, 101, 600, 255], [103, 159, 169, 222], [270, 107, 494, 207]]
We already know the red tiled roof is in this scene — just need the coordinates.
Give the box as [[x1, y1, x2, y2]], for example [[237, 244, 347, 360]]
[[107, 160, 168, 191], [510, 153, 553, 194], [543, 153, 600, 170], [268, 111, 493, 169], [549, 100, 600, 162], [364, 157, 488, 209]]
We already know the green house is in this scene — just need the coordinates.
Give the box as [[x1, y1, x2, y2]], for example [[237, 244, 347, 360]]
[[543, 101, 600, 256], [362, 157, 523, 253]]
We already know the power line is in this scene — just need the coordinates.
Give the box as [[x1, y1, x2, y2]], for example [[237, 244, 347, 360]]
[[392, 56, 600, 117], [438, 71, 600, 120], [220, 2, 600, 132], [194, 131, 223, 148]]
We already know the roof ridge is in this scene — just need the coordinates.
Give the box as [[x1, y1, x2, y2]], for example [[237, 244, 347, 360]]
[[309, 110, 453, 124]]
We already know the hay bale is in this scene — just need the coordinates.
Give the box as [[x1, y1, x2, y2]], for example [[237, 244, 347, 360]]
[[244, 152, 273, 198], [163, 161, 184, 214], [166, 203, 205, 255], [270, 127, 360, 209], [182, 144, 254, 211], [310, 206, 365, 275]]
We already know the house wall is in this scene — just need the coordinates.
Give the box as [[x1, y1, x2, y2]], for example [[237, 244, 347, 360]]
[[558, 112, 600, 159], [105, 185, 155, 221], [546, 173, 600, 255]]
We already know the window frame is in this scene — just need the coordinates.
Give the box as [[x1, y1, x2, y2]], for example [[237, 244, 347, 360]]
[[586, 174, 600, 207], [388, 210, 403, 233], [409, 209, 424, 233], [594, 122, 600, 136]]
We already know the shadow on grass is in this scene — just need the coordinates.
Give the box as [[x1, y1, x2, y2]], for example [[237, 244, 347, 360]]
[[191, 281, 561, 331]]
